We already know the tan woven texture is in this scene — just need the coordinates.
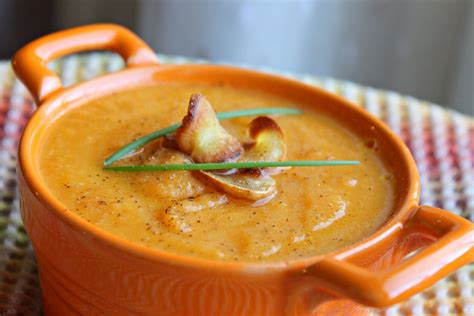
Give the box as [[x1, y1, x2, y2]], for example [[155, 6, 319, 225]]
[[0, 53, 472, 315]]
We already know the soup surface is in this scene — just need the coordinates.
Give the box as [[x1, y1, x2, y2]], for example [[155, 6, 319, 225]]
[[39, 83, 394, 262]]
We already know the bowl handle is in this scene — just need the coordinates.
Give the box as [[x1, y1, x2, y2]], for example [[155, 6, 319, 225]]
[[12, 23, 158, 105], [305, 206, 473, 307]]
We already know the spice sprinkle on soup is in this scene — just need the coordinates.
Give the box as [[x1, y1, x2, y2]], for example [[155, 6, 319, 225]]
[[39, 84, 394, 262]]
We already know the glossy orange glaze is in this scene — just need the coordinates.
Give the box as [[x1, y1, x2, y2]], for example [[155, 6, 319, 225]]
[[13, 24, 474, 315]]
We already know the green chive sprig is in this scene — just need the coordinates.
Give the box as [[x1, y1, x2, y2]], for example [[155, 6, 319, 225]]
[[104, 160, 360, 172], [103, 107, 303, 166]]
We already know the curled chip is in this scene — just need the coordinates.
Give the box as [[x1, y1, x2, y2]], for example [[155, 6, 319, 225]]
[[198, 169, 276, 200], [198, 117, 286, 200], [173, 94, 288, 201], [175, 94, 243, 163], [243, 116, 286, 162]]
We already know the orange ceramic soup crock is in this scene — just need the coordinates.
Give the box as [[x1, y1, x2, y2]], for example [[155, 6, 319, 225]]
[[12, 24, 474, 315]]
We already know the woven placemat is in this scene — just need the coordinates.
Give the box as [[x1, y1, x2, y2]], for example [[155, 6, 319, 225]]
[[0, 53, 472, 315]]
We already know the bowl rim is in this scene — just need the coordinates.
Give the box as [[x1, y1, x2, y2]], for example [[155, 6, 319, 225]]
[[18, 63, 420, 273]]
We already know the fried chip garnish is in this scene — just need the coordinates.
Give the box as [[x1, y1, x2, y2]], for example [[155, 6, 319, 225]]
[[196, 116, 286, 200], [175, 94, 243, 163], [243, 116, 286, 162], [172, 95, 287, 201], [198, 169, 276, 200]]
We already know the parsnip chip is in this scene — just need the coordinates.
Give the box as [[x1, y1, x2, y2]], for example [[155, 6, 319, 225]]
[[198, 169, 276, 200], [172, 96, 287, 201], [175, 94, 243, 163], [243, 116, 286, 162], [197, 117, 285, 200]]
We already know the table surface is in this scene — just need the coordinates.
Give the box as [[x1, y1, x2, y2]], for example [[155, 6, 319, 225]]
[[0, 53, 472, 315]]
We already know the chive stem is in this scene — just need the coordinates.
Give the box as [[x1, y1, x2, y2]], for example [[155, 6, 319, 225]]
[[103, 107, 303, 166], [104, 160, 360, 172]]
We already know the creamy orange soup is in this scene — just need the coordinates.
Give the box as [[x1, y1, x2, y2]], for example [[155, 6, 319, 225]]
[[39, 84, 394, 262]]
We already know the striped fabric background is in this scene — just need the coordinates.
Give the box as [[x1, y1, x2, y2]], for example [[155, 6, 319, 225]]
[[0, 53, 472, 315]]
